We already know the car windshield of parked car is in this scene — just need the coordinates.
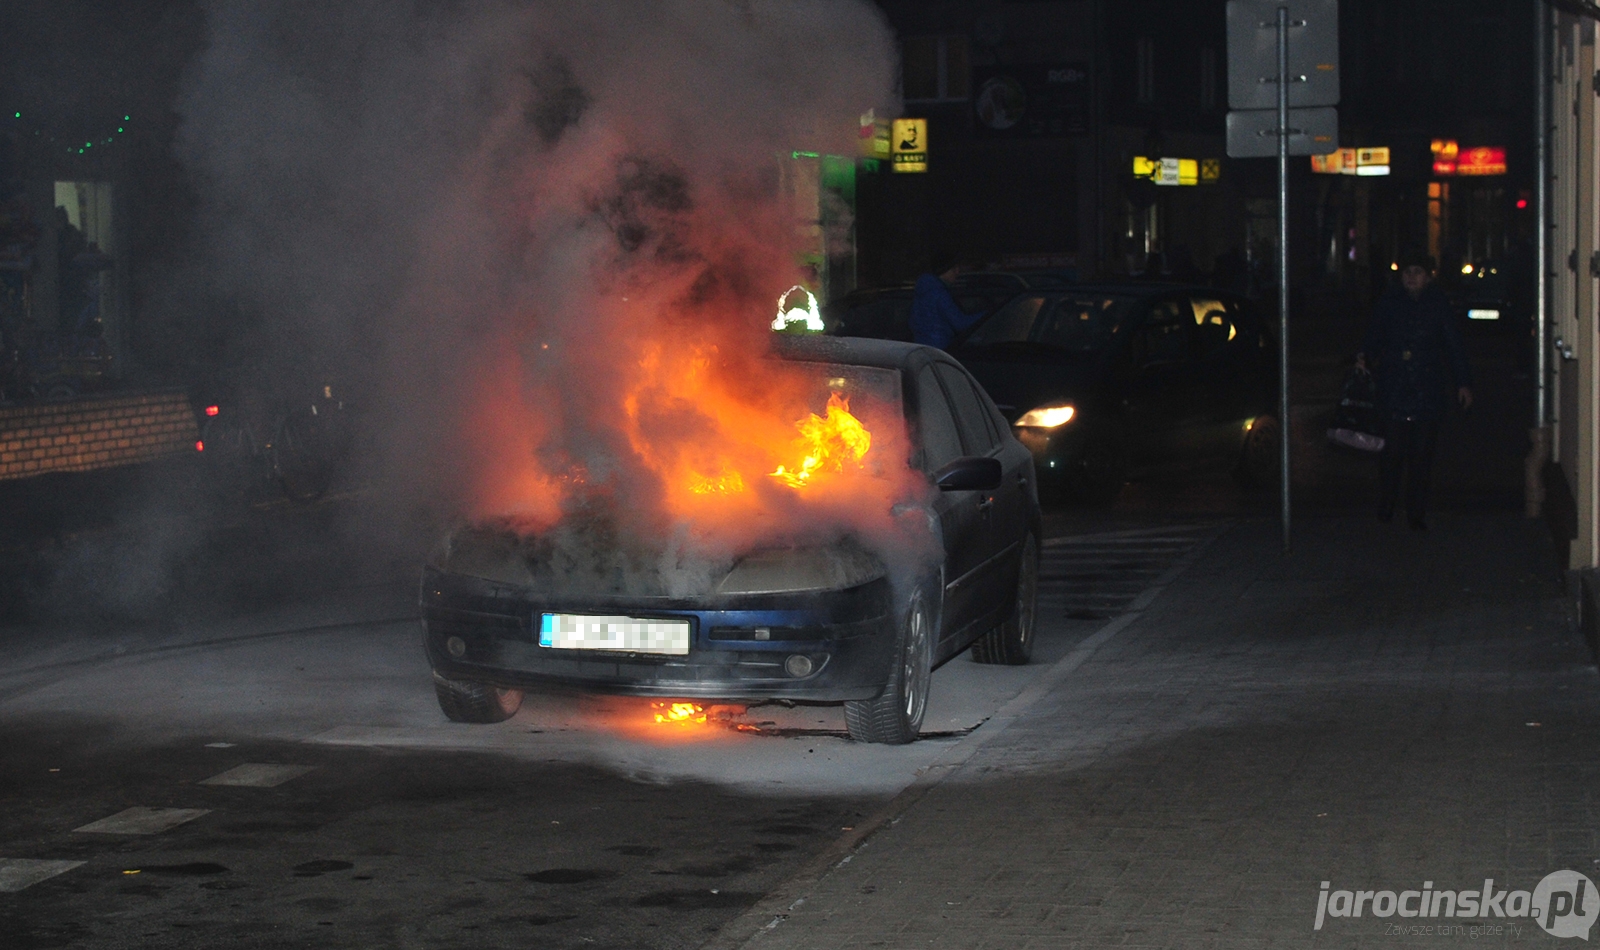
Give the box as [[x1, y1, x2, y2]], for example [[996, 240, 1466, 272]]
[[963, 293, 1135, 353]]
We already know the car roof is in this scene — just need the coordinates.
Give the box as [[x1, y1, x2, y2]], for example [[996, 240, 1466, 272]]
[[770, 333, 933, 372]]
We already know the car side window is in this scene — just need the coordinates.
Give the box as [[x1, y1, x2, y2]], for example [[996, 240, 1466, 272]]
[[963, 295, 1045, 345], [915, 366, 964, 470], [934, 362, 999, 455], [1134, 297, 1192, 367]]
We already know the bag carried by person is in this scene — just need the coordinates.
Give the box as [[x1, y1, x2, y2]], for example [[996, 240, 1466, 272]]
[[1327, 365, 1385, 453]]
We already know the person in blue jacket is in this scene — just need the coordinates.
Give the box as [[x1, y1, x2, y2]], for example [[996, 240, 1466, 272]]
[[1354, 251, 1473, 530], [910, 249, 983, 349]]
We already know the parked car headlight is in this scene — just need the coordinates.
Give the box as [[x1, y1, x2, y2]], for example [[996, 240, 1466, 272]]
[[1014, 404, 1076, 428]]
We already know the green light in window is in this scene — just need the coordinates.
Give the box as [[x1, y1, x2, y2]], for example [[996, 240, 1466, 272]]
[[85, 142, 92, 148], [791, 150, 819, 159], [116, 127, 123, 133], [123, 115, 130, 121]]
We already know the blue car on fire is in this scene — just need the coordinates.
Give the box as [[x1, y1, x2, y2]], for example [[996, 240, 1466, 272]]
[[421, 335, 1041, 744]]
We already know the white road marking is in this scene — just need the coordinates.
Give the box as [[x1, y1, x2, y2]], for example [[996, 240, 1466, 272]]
[[200, 763, 316, 787], [1038, 525, 1220, 620], [73, 807, 210, 835], [0, 858, 85, 892]]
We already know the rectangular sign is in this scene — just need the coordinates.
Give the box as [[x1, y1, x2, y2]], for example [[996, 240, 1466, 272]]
[[1455, 146, 1506, 176], [858, 110, 890, 159], [892, 118, 927, 173], [1226, 106, 1338, 158], [1227, 0, 1340, 110], [972, 63, 1089, 137], [540, 613, 691, 655]]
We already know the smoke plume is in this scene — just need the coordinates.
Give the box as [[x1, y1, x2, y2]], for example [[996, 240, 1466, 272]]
[[175, 0, 918, 592]]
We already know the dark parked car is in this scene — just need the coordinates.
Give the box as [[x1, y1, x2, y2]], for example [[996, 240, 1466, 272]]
[[950, 284, 1279, 501], [825, 270, 1073, 342], [421, 335, 1041, 744]]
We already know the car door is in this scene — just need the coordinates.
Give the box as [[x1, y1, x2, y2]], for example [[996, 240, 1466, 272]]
[[933, 360, 1021, 643], [1121, 294, 1207, 463], [913, 362, 988, 643], [1186, 292, 1253, 456]]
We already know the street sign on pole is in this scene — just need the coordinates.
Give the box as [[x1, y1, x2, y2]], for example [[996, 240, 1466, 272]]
[[1225, 106, 1337, 158], [1225, 0, 1338, 552], [1226, 0, 1340, 110]]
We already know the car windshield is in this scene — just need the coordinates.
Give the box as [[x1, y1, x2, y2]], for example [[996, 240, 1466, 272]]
[[964, 293, 1136, 352]]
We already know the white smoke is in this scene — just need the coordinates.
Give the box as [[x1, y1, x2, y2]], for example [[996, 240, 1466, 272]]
[[174, 0, 910, 587]]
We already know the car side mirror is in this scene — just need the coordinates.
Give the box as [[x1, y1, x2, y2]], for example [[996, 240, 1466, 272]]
[[933, 456, 1002, 492]]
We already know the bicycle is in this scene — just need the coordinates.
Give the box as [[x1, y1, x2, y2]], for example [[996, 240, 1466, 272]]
[[195, 386, 342, 504]]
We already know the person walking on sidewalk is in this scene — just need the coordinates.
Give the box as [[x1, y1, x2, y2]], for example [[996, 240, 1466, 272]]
[[910, 249, 982, 350], [1354, 251, 1473, 530]]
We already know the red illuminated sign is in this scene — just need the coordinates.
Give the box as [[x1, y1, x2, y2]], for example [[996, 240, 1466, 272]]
[[1455, 147, 1506, 176]]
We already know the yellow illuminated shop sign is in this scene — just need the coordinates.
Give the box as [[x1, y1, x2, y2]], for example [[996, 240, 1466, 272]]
[[1310, 146, 1390, 176], [1132, 156, 1217, 186], [892, 118, 927, 173]]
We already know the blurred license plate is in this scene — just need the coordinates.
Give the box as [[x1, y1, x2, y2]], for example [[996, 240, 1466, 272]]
[[538, 613, 690, 655]]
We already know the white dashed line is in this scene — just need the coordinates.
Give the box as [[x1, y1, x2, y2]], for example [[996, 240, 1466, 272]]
[[0, 858, 86, 892], [199, 763, 316, 788], [73, 807, 210, 835]]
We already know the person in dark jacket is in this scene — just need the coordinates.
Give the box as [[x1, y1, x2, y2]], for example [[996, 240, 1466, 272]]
[[1354, 252, 1473, 530], [910, 249, 983, 350]]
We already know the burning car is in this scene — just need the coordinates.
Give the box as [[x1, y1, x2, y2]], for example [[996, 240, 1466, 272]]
[[421, 335, 1041, 744]]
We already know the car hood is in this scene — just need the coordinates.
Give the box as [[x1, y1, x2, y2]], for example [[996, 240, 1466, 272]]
[[953, 347, 1108, 422], [433, 525, 887, 600]]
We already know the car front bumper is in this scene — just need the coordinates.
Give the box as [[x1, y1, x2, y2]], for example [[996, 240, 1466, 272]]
[[420, 566, 900, 702]]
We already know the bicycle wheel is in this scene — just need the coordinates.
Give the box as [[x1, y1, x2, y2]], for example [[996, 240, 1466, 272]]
[[273, 409, 332, 503]]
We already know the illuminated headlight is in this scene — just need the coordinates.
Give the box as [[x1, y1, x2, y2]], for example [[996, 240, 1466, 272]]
[[1467, 308, 1500, 321], [1014, 404, 1076, 428]]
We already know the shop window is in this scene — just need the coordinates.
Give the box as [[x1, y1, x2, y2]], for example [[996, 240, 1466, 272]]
[[53, 181, 115, 338], [902, 35, 971, 102], [1199, 47, 1217, 111], [1136, 37, 1155, 105]]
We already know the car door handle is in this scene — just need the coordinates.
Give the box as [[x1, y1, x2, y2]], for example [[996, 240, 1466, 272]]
[[977, 496, 994, 514]]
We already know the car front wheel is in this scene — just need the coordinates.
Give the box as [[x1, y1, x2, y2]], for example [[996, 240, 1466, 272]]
[[433, 672, 523, 723], [845, 588, 933, 744]]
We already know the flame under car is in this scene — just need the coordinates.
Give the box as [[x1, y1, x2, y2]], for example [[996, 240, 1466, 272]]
[[422, 336, 1042, 744]]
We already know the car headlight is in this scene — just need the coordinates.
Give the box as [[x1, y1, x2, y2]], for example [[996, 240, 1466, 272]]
[[1014, 404, 1076, 428]]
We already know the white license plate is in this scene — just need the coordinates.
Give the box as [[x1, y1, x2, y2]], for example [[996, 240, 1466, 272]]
[[538, 613, 691, 655]]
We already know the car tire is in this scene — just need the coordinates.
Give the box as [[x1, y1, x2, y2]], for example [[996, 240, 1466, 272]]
[[274, 410, 332, 503], [1067, 428, 1127, 505], [971, 532, 1038, 665], [433, 672, 524, 723], [844, 588, 933, 744], [1234, 414, 1281, 489]]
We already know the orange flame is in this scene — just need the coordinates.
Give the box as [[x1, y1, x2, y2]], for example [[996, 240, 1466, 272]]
[[770, 392, 871, 488], [653, 701, 706, 724]]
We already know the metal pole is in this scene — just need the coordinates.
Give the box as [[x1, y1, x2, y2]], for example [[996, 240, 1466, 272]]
[[1277, 4, 1292, 551], [1536, 0, 1550, 428]]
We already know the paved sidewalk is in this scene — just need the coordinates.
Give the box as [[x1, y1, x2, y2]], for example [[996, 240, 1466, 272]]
[[716, 513, 1597, 949]]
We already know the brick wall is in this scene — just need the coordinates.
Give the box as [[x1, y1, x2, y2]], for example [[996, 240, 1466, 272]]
[[0, 390, 198, 481]]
